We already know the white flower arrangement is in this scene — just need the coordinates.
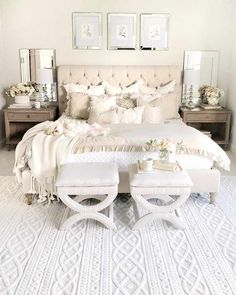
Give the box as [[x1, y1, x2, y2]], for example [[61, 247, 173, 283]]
[[6, 82, 37, 98], [146, 138, 184, 161]]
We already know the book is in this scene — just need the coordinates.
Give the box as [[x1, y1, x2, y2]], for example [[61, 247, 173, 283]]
[[8, 103, 32, 109], [153, 160, 180, 171]]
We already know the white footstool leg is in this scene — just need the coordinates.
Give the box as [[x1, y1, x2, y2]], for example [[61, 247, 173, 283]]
[[132, 193, 190, 229], [58, 192, 117, 230], [60, 207, 116, 230]]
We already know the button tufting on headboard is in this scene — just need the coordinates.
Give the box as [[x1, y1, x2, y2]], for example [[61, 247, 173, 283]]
[[57, 65, 181, 115]]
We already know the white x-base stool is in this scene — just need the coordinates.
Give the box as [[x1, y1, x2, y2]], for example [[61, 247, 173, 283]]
[[56, 162, 119, 230], [129, 164, 193, 230]]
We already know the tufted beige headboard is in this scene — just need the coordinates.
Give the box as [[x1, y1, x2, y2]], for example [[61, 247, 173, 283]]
[[57, 65, 181, 115]]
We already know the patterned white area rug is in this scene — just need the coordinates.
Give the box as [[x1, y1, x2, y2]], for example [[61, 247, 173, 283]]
[[0, 176, 236, 295]]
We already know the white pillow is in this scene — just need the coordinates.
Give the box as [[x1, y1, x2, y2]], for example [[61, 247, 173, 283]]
[[160, 93, 180, 119], [63, 83, 88, 94], [122, 80, 143, 95], [87, 85, 105, 96], [157, 80, 176, 95], [88, 95, 117, 123], [102, 81, 122, 95], [117, 106, 144, 123], [142, 105, 163, 123], [140, 85, 157, 95], [97, 108, 119, 124], [137, 94, 162, 107]]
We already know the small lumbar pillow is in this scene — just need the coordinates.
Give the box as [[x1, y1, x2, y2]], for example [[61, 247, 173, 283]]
[[102, 81, 122, 95], [117, 106, 144, 123], [63, 83, 88, 94], [67, 93, 90, 119], [88, 95, 117, 123]]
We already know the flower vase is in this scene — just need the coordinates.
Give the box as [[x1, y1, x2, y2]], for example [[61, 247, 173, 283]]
[[15, 95, 30, 104], [159, 150, 171, 162]]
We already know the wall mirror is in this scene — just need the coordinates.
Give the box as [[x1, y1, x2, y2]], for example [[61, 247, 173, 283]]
[[182, 50, 220, 106], [19, 48, 57, 101]]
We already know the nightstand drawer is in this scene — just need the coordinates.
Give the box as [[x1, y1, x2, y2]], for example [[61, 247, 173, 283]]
[[185, 112, 228, 122], [7, 112, 50, 122]]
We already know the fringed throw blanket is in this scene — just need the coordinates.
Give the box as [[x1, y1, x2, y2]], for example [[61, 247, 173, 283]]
[[14, 116, 230, 202]]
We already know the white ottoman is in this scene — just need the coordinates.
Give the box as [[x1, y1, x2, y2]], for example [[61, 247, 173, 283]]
[[56, 162, 119, 230], [129, 164, 193, 230]]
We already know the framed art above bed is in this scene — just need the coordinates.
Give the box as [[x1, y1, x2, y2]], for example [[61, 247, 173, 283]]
[[72, 12, 102, 49]]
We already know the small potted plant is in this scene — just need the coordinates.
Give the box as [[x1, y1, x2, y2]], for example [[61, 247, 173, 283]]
[[199, 85, 224, 106], [5, 82, 37, 104]]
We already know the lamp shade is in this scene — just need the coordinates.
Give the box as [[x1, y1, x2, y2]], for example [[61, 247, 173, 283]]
[[36, 68, 54, 84], [184, 69, 200, 85]]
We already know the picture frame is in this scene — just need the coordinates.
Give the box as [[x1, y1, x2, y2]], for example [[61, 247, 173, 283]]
[[108, 13, 137, 50], [72, 12, 102, 49], [140, 14, 169, 50]]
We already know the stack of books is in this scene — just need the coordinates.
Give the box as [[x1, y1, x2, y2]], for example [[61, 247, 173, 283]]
[[201, 130, 212, 138], [201, 103, 222, 110], [8, 103, 32, 109]]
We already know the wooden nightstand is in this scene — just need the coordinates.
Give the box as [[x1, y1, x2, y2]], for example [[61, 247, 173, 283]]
[[179, 107, 231, 149], [4, 106, 57, 150]]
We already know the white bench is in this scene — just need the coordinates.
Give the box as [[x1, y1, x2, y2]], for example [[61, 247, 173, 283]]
[[129, 164, 193, 230], [56, 162, 119, 230]]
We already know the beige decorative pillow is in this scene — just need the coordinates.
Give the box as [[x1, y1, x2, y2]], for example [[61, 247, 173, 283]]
[[117, 96, 136, 109], [67, 93, 90, 119], [160, 93, 180, 119], [157, 80, 176, 95]]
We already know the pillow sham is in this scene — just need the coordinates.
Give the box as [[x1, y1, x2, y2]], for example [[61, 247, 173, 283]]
[[157, 80, 176, 95], [97, 108, 119, 124], [88, 95, 117, 124], [139, 84, 157, 95], [67, 93, 90, 119], [117, 106, 144, 123], [102, 81, 122, 95], [63, 83, 88, 94], [87, 84, 105, 96], [142, 104, 163, 123], [121, 80, 143, 95], [161, 92, 180, 119]]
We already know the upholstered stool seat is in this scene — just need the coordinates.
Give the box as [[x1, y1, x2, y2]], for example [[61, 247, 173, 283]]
[[56, 162, 119, 230], [129, 164, 193, 230]]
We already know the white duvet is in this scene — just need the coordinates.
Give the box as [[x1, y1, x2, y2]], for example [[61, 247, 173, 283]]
[[14, 115, 230, 201]]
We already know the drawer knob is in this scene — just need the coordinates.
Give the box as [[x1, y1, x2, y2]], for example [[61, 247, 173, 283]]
[[27, 114, 30, 118]]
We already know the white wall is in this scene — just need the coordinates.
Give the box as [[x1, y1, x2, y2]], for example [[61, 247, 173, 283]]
[[0, 0, 234, 143], [227, 2, 236, 151], [0, 5, 5, 144]]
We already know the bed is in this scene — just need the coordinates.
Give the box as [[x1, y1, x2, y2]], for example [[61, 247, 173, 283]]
[[19, 65, 230, 204]]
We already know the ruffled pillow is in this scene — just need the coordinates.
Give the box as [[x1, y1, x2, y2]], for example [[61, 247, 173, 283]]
[[102, 81, 122, 95], [63, 83, 88, 94]]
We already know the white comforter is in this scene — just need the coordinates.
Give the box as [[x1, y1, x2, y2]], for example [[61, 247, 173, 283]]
[[14, 115, 230, 201]]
